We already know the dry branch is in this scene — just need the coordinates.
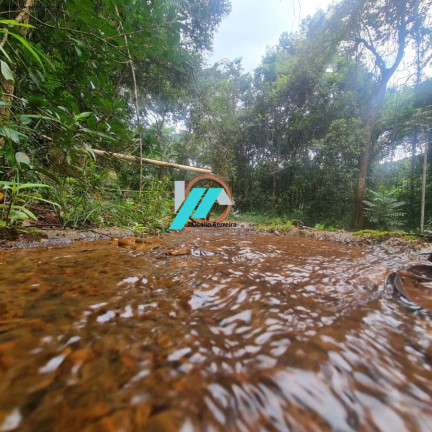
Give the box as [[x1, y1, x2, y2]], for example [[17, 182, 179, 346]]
[[93, 149, 211, 174]]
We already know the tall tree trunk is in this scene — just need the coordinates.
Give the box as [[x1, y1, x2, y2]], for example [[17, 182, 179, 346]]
[[353, 0, 408, 229], [243, 176, 250, 199], [354, 80, 388, 229], [410, 129, 418, 222], [414, 18, 422, 230], [270, 164, 277, 213], [0, 0, 34, 148], [420, 137, 428, 234]]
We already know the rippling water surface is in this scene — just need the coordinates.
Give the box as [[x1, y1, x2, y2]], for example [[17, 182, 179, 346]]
[[1, 229, 432, 431]]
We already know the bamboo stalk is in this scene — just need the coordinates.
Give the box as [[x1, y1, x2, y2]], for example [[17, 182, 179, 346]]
[[93, 149, 211, 174], [1, 0, 34, 149], [114, 5, 144, 201]]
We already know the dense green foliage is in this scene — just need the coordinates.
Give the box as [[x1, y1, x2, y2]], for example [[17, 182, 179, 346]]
[[179, 0, 432, 231], [1, 0, 432, 232], [363, 188, 406, 230], [0, 0, 229, 229]]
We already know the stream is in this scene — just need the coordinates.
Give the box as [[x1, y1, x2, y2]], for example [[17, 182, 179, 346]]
[[1, 229, 432, 431]]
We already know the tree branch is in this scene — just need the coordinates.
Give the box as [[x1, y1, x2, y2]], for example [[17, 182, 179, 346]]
[[27, 13, 129, 59], [355, 37, 387, 73], [355, 1, 408, 82], [387, 2, 408, 76]]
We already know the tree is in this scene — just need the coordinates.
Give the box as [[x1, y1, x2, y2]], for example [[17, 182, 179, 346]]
[[183, 60, 251, 180], [373, 80, 432, 230], [330, 0, 432, 228]]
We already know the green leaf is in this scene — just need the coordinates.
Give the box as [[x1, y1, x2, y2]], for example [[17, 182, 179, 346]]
[[29, 72, 40, 86], [36, 70, 45, 82], [0, 127, 24, 143], [74, 45, 82, 57], [11, 205, 37, 219], [19, 115, 32, 125], [16, 183, 49, 190], [1, 60, 14, 81], [79, 128, 114, 141], [0, 19, 35, 29], [15, 152, 31, 166], [32, 166, 61, 185], [1, 29, 44, 70], [19, 114, 61, 122], [0, 220, 6, 227], [0, 181, 48, 191], [0, 46, 12, 62], [74, 112, 92, 121], [9, 209, 29, 220], [79, 144, 97, 160], [19, 195, 60, 206]]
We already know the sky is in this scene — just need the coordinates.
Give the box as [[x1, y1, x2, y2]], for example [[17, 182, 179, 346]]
[[207, 0, 334, 72]]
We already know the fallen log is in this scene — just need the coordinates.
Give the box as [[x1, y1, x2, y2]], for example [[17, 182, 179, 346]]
[[93, 149, 211, 174]]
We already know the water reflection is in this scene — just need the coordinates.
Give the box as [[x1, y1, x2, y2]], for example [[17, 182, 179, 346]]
[[0, 229, 431, 431]]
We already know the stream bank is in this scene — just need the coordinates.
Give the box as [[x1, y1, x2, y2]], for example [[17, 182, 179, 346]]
[[0, 227, 133, 250], [1, 224, 430, 261]]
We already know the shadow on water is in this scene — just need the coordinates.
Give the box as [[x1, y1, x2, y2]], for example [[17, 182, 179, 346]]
[[0, 228, 432, 431]]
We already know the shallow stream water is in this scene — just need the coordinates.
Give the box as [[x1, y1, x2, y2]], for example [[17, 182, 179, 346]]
[[1, 229, 432, 431]]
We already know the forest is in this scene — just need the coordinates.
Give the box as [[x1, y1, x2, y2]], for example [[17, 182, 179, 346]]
[[1, 0, 432, 233]]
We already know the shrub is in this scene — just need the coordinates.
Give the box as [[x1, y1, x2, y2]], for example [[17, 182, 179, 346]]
[[363, 188, 405, 230]]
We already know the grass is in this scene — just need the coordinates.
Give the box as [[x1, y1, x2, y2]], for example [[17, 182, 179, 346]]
[[230, 214, 426, 244], [0, 226, 47, 242], [353, 229, 419, 241], [229, 212, 304, 233], [228, 212, 277, 224]]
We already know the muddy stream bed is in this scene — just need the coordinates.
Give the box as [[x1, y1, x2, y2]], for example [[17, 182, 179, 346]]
[[1, 229, 432, 431]]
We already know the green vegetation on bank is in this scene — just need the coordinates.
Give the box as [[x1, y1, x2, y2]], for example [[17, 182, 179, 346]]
[[0, 0, 230, 231], [1, 1, 432, 234], [352, 230, 419, 241], [238, 216, 427, 245]]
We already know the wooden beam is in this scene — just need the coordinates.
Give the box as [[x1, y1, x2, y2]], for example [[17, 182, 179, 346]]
[[93, 149, 211, 174]]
